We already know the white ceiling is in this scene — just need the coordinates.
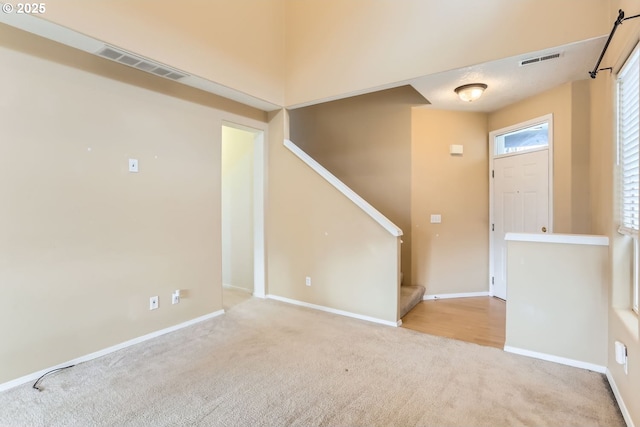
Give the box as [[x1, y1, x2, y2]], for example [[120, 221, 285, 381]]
[[409, 36, 608, 113]]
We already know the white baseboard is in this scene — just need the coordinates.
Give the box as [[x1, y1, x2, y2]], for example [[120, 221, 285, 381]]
[[504, 345, 606, 373], [0, 309, 225, 393], [424, 291, 490, 300], [606, 368, 635, 427], [266, 294, 400, 327], [223, 283, 253, 293]]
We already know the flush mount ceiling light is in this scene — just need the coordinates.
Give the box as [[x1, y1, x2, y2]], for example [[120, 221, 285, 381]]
[[454, 83, 488, 102]]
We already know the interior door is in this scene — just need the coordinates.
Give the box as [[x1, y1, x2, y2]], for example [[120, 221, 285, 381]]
[[492, 149, 549, 300]]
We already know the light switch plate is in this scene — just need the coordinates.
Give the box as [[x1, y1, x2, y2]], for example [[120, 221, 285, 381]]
[[450, 144, 464, 155], [129, 158, 139, 173], [430, 214, 442, 224]]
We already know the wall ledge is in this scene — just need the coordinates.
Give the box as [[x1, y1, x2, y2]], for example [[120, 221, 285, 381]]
[[505, 232, 609, 246], [613, 307, 639, 340]]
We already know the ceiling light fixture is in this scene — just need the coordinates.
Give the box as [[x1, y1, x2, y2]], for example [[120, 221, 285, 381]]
[[454, 83, 488, 102]]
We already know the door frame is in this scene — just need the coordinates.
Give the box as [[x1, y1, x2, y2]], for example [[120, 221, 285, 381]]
[[221, 116, 268, 299], [488, 113, 554, 297]]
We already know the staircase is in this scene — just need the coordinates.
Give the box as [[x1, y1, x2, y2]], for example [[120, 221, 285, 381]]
[[399, 273, 425, 319]]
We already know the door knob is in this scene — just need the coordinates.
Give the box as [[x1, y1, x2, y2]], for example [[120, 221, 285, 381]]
[[541, 226, 547, 233]]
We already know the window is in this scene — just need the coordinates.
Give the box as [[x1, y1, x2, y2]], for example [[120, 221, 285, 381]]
[[494, 122, 549, 156], [635, 239, 639, 314], [617, 44, 640, 314]]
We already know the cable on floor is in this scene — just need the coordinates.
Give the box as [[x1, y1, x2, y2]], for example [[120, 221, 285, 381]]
[[32, 365, 75, 392]]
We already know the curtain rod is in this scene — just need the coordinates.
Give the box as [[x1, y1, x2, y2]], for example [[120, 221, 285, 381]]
[[589, 9, 640, 78]]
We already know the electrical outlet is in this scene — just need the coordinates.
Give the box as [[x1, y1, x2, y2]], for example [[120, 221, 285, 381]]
[[149, 296, 158, 310], [172, 290, 180, 305], [305, 276, 311, 286], [615, 341, 628, 374]]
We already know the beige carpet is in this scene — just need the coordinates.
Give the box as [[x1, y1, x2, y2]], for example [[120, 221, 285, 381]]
[[0, 297, 624, 426]]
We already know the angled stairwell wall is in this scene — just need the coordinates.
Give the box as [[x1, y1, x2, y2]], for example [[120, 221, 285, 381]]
[[289, 86, 427, 288], [267, 110, 402, 325]]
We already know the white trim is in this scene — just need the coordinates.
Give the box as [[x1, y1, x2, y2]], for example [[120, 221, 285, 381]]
[[283, 139, 403, 237], [266, 294, 400, 327], [223, 283, 253, 294], [493, 146, 549, 160], [606, 368, 636, 427], [423, 291, 490, 300], [0, 309, 225, 393], [505, 232, 609, 246], [252, 130, 267, 298], [503, 346, 606, 373], [221, 118, 268, 299]]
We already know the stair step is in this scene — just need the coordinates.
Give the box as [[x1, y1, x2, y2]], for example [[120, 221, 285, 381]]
[[400, 285, 426, 318]]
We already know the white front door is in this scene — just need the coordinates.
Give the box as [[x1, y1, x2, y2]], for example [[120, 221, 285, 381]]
[[492, 149, 549, 300]]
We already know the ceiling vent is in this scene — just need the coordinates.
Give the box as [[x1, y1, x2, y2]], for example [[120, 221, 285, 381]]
[[519, 52, 562, 67], [96, 46, 189, 81]]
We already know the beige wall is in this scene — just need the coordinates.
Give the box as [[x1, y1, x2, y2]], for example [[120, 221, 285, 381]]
[[285, 0, 608, 106], [222, 127, 254, 292], [289, 86, 425, 287], [590, 1, 640, 424], [506, 239, 608, 367], [268, 110, 400, 323], [2, 3, 636, 421], [411, 109, 489, 295], [571, 79, 592, 234], [39, 0, 286, 106], [0, 24, 266, 385], [488, 82, 591, 234]]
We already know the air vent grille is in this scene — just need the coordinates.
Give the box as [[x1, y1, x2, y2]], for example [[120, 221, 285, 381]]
[[100, 47, 122, 60], [520, 57, 540, 66], [540, 53, 561, 61], [96, 46, 189, 81], [519, 52, 562, 67]]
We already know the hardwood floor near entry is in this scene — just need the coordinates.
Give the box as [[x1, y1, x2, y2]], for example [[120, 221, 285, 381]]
[[401, 297, 506, 349]]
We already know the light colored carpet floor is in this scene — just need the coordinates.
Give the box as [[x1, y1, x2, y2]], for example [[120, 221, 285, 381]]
[[0, 297, 624, 426]]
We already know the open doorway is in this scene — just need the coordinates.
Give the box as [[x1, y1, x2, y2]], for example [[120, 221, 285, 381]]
[[221, 123, 265, 310]]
